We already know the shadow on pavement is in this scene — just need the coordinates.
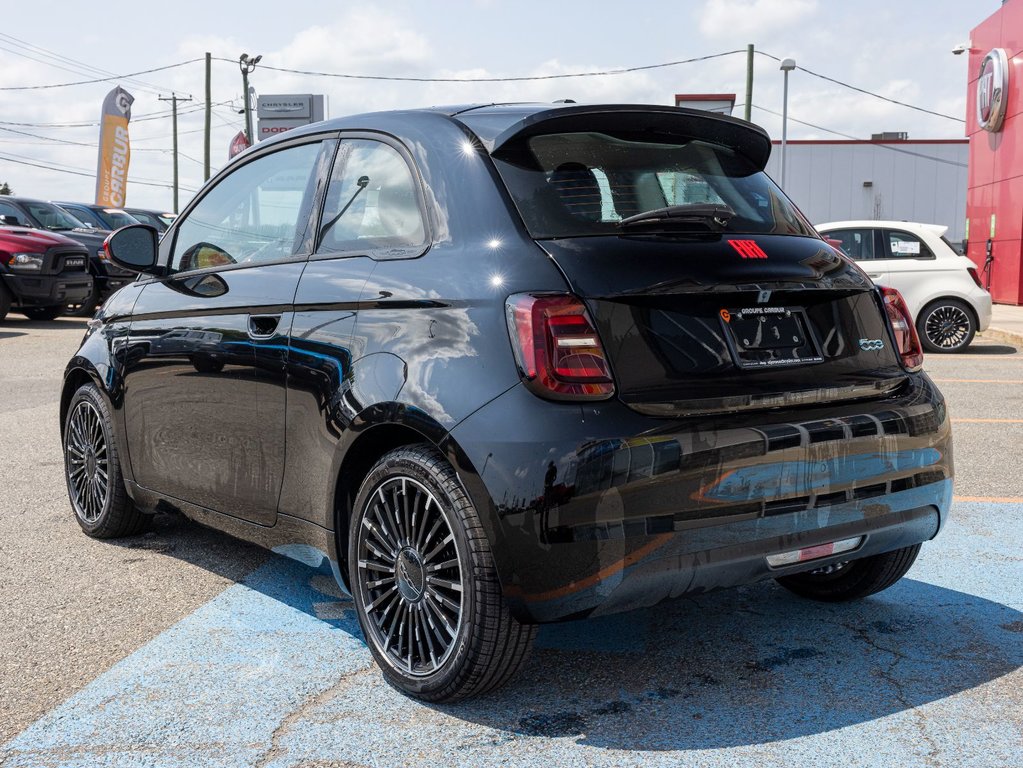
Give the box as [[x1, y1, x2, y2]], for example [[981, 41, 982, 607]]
[[965, 342, 1018, 355], [0, 317, 90, 331], [217, 550, 1023, 751]]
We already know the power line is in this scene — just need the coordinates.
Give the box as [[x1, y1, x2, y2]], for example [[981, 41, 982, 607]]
[[750, 103, 967, 168], [0, 124, 169, 152], [0, 101, 230, 129], [0, 32, 175, 94], [756, 50, 964, 124], [0, 58, 203, 91], [211, 50, 746, 83], [0, 152, 198, 191]]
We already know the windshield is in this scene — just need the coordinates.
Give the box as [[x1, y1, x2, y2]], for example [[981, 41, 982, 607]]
[[99, 209, 141, 229], [492, 131, 814, 239], [23, 201, 87, 231]]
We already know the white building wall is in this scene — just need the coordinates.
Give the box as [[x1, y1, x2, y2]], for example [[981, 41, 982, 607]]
[[764, 141, 969, 243]]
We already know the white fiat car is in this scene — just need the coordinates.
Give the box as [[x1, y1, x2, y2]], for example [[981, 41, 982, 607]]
[[817, 221, 992, 353]]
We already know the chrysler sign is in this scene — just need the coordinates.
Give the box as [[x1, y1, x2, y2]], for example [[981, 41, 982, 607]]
[[977, 48, 1009, 133]]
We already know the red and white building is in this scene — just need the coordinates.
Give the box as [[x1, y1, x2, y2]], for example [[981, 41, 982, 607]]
[[966, 0, 1023, 304]]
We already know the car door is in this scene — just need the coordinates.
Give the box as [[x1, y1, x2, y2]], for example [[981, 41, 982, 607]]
[[278, 135, 431, 524], [122, 135, 336, 526], [878, 228, 938, 319]]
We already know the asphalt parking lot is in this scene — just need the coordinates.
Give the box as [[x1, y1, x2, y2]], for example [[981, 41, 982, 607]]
[[1, 316, 1021, 767]]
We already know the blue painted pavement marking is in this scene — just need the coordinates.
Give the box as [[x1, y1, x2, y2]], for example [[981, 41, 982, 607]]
[[2, 501, 1022, 767]]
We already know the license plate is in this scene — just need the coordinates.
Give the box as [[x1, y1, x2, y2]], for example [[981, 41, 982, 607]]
[[721, 306, 823, 369], [65, 258, 85, 267]]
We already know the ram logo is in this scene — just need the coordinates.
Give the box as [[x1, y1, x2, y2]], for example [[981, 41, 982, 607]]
[[859, 338, 885, 351]]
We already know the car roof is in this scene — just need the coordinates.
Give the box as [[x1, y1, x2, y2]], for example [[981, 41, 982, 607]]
[[817, 220, 950, 238], [267, 102, 774, 170]]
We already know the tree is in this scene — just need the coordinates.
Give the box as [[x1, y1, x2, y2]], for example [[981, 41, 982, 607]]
[[0, 182, 12, 195]]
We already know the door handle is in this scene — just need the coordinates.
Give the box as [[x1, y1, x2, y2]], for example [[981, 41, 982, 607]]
[[248, 314, 281, 339], [865, 273, 882, 280]]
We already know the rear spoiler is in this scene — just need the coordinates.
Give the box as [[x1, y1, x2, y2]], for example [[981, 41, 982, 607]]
[[479, 104, 773, 171]]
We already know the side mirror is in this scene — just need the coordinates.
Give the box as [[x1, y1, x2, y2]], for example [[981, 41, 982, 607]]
[[104, 224, 163, 275]]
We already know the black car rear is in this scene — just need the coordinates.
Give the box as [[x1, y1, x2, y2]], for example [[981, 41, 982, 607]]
[[62, 102, 952, 701]]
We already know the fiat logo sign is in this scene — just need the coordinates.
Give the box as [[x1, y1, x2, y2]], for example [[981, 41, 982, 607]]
[[977, 48, 1009, 133]]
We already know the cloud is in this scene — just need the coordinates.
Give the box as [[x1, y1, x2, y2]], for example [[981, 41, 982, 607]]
[[699, 0, 818, 39]]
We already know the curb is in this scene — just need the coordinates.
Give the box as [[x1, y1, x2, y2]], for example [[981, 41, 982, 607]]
[[977, 326, 1023, 347]]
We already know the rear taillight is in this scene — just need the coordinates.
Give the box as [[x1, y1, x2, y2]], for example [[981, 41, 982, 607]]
[[967, 266, 983, 288], [880, 286, 923, 372], [505, 293, 614, 400]]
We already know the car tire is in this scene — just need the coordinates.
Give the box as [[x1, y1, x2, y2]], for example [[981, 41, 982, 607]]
[[0, 282, 11, 321], [65, 280, 100, 318], [349, 443, 536, 702], [22, 306, 63, 321], [63, 383, 147, 538], [775, 544, 921, 602], [916, 298, 975, 353]]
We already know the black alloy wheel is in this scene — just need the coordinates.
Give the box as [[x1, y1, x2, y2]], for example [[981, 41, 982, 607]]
[[917, 299, 975, 353], [64, 383, 145, 538], [775, 544, 921, 602], [349, 444, 536, 702]]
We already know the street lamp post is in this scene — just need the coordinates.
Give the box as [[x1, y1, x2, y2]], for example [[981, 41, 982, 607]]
[[239, 53, 262, 145], [780, 57, 796, 187]]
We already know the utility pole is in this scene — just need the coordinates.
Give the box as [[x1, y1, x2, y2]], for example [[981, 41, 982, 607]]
[[779, 58, 796, 188], [158, 93, 193, 213], [744, 44, 754, 122], [204, 52, 211, 182], [239, 53, 262, 145]]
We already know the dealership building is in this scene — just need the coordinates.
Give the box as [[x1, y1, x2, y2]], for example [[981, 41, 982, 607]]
[[763, 138, 969, 245], [966, 0, 1023, 305]]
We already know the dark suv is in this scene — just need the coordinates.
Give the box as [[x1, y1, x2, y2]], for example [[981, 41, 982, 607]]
[[62, 103, 953, 701], [0, 197, 135, 315]]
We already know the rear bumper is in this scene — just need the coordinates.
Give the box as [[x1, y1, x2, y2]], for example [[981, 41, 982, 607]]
[[972, 288, 992, 332], [447, 374, 952, 623], [2, 271, 93, 307]]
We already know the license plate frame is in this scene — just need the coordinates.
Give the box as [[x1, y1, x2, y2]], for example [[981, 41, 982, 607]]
[[720, 305, 824, 369]]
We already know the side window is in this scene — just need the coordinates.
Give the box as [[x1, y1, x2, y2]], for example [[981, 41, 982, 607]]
[[316, 139, 426, 255], [826, 228, 875, 260], [883, 230, 934, 259], [0, 201, 26, 225], [171, 141, 322, 272], [65, 206, 102, 228]]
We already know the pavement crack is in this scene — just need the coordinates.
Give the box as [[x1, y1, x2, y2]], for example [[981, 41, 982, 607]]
[[252, 666, 374, 768], [842, 620, 942, 766]]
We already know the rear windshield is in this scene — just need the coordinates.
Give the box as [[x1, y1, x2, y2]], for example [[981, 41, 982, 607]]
[[491, 131, 814, 239]]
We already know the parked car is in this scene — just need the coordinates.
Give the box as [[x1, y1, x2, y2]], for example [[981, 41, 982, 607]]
[[62, 103, 953, 701], [0, 197, 135, 316], [816, 220, 992, 352], [123, 207, 176, 233], [55, 202, 140, 232], [0, 225, 92, 320]]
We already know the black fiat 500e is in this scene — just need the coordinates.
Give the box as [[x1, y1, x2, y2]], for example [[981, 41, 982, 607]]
[[62, 103, 952, 701]]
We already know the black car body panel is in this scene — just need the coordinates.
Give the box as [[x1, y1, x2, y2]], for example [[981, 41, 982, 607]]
[[448, 376, 950, 622], [63, 103, 953, 626]]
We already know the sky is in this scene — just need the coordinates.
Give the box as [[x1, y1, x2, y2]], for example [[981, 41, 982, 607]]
[[0, 0, 993, 211]]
